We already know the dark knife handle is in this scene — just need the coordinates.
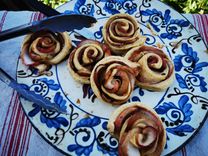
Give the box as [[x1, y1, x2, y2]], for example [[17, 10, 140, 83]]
[[0, 23, 34, 42]]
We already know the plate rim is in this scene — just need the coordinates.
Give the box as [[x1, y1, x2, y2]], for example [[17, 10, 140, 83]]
[[16, 0, 208, 155]]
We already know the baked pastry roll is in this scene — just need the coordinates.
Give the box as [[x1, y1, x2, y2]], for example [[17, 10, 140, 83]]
[[102, 13, 146, 55], [21, 30, 72, 73], [90, 56, 140, 105], [125, 46, 174, 91], [68, 39, 111, 84], [108, 102, 166, 156]]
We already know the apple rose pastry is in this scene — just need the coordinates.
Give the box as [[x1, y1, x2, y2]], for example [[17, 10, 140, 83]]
[[21, 30, 72, 73], [68, 40, 111, 84], [125, 46, 174, 91], [102, 13, 146, 55], [108, 102, 166, 156], [90, 56, 140, 105]]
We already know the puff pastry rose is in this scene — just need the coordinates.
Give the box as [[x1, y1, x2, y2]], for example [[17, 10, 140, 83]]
[[21, 30, 72, 73], [68, 39, 111, 84], [125, 46, 174, 91], [90, 56, 140, 105], [102, 13, 146, 55], [108, 102, 166, 156]]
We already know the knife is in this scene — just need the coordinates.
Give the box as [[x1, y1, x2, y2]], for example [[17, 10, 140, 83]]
[[0, 13, 97, 42], [0, 67, 68, 114], [24, 0, 96, 40]]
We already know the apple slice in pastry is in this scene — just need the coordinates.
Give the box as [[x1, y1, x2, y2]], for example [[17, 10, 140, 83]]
[[102, 13, 146, 56], [108, 102, 166, 156], [68, 39, 111, 84], [21, 30, 72, 74], [90, 56, 140, 105], [125, 45, 175, 91]]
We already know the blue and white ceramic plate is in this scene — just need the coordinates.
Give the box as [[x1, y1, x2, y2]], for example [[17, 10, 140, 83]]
[[17, 0, 208, 155]]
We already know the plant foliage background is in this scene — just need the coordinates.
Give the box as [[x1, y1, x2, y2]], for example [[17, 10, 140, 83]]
[[39, 0, 68, 9], [39, 0, 207, 14], [161, 0, 208, 14]]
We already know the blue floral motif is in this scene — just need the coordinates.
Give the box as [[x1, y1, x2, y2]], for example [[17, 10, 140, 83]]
[[27, 78, 68, 128], [140, 28, 156, 45], [174, 43, 208, 72], [76, 116, 101, 128], [140, 9, 189, 39], [54, 92, 67, 111], [68, 117, 101, 156], [71, 0, 95, 16], [102, 0, 137, 15], [161, 19, 189, 39], [175, 74, 187, 89], [68, 117, 118, 156], [38, 78, 60, 91], [94, 26, 103, 39], [140, 9, 171, 32], [29, 91, 69, 128], [40, 111, 69, 128], [129, 87, 144, 102], [155, 95, 194, 136], [176, 73, 207, 92], [82, 84, 97, 102], [28, 78, 59, 97], [174, 43, 208, 92], [97, 122, 118, 156]]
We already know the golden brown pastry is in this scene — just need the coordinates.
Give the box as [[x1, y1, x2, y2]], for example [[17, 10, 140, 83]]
[[90, 56, 140, 105], [125, 45, 174, 91], [21, 30, 72, 73], [108, 102, 166, 156], [102, 13, 146, 55], [68, 39, 111, 84]]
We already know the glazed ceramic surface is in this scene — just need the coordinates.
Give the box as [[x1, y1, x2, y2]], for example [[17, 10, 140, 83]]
[[17, 0, 208, 155]]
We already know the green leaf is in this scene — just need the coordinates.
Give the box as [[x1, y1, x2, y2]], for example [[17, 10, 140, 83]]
[[161, 0, 208, 14]]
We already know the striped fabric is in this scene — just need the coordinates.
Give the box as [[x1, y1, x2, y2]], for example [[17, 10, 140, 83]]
[[0, 12, 45, 156], [0, 91, 32, 156], [0, 12, 207, 156], [192, 14, 208, 45], [0, 11, 8, 31]]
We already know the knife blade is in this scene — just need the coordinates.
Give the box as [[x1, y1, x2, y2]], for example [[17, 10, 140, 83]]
[[0, 67, 68, 114], [0, 14, 97, 42]]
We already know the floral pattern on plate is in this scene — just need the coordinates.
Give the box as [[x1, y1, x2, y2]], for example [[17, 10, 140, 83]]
[[17, 0, 208, 155]]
